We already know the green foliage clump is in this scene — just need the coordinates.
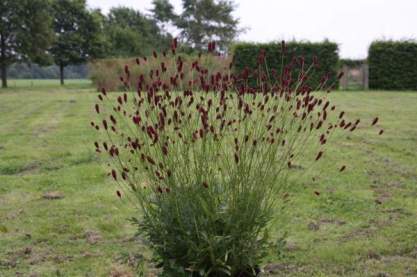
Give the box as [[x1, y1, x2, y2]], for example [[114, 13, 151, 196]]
[[232, 41, 339, 89], [368, 40, 417, 90], [92, 40, 377, 276]]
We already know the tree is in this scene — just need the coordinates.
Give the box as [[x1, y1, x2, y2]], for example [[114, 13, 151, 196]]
[[0, 0, 53, 88], [150, 0, 177, 34], [151, 0, 240, 51], [104, 7, 170, 58], [51, 0, 107, 85]]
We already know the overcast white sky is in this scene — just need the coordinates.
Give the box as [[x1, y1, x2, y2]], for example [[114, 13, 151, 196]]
[[87, 0, 417, 59]]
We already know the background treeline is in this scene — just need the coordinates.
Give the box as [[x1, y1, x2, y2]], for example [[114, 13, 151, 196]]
[[2, 0, 417, 90], [0, 0, 240, 88], [8, 64, 87, 79]]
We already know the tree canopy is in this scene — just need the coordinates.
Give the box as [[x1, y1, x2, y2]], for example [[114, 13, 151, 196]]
[[151, 0, 240, 51], [0, 0, 53, 87], [104, 7, 171, 58], [50, 0, 107, 85]]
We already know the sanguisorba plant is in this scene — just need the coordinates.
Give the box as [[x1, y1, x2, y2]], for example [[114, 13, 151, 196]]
[[92, 39, 381, 276]]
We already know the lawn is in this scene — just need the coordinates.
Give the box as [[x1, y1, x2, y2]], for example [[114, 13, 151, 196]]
[[3, 79, 92, 91], [0, 82, 416, 276]]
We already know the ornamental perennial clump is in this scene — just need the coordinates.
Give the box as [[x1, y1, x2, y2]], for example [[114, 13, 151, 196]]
[[92, 39, 381, 276]]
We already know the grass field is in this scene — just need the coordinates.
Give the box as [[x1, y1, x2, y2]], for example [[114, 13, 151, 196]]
[[0, 81, 417, 276], [3, 79, 92, 91]]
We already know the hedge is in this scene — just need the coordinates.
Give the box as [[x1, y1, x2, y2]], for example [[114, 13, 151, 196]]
[[368, 40, 417, 90], [232, 41, 339, 89]]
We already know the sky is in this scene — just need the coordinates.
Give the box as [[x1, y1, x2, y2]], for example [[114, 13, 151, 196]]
[[87, 0, 417, 59]]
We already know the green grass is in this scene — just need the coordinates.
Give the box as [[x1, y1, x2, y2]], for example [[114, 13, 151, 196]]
[[3, 79, 92, 91], [0, 83, 416, 276]]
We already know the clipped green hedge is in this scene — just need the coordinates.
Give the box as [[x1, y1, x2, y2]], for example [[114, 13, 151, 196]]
[[368, 40, 417, 90], [232, 41, 339, 88]]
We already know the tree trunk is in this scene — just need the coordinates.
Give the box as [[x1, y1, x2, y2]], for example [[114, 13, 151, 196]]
[[0, 33, 7, 88], [1, 63, 6, 88], [60, 63, 64, 85]]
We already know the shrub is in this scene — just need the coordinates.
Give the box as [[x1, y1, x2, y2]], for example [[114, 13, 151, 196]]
[[92, 39, 381, 276], [89, 53, 231, 92], [368, 40, 417, 90], [232, 40, 339, 89], [89, 58, 127, 91]]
